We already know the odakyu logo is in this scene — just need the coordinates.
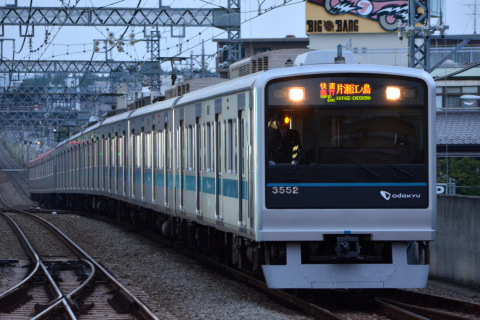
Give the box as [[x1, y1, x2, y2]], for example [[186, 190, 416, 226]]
[[380, 191, 421, 200], [380, 191, 391, 200]]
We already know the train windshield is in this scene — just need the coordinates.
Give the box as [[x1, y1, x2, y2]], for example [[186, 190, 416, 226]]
[[265, 74, 429, 209]]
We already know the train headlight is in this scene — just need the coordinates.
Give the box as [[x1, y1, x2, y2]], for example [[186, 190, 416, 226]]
[[289, 87, 305, 102], [386, 86, 401, 100]]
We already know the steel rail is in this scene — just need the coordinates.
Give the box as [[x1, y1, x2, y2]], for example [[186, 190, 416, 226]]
[[377, 298, 474, 320], [2, 202, 160, 320], [98, 216, 349, 320], [375, 299, 430, 320], [0, 206, 76, 319]]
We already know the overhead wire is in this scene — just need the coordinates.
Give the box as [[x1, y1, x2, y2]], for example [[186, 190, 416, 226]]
[[13, 0, 303, 86], [15, 0, 34, 54]]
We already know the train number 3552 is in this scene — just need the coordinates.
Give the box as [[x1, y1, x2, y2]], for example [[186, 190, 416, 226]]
[[271, 187, 299, 194]]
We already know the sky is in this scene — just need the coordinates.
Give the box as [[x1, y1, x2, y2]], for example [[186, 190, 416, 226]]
[[0, 0, 476, 72]]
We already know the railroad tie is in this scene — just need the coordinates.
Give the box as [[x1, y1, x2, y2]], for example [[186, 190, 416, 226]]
[[107, 290, 134, 314]]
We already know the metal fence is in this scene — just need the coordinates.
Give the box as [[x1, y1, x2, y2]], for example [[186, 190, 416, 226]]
[[352, 47, 480, 67]]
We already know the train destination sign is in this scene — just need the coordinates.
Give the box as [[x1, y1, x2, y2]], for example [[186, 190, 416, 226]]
[[320, 82, 372, 103]]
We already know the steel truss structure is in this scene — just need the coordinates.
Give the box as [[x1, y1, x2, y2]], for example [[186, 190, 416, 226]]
[[0, 6, 240, 29], [1, 87, 100, 107], [0, 2, 242, 133], [405, 0, 480, 74], [0, 109, 89, 129], [0, 60, 160, 74], [0, 2, 242, 62], [0, 87, 102, 129]]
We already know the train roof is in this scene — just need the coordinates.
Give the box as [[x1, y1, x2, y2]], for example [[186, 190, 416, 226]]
[[176, 72, 261, 106], [128, 96, 178, 118]]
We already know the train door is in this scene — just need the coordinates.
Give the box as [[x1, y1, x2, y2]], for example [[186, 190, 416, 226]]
[[239, 108, 250, 229], [122, 131, 128, 196], [165, 116, 173, 210], [86, 141, 90, 190], [94, 138, 98, 191], [116, 132, 121, 195], [81, 142, 85, 190], [114, 133, 118, 194], [100, 136, 104, 191], [154, 127, 163, 205], [152, 128, 157, 204], [200, 117, 215, 219], [195, 118, 201, 215], [216, 113, 223, 221], [106, 134, 111, 192], [141, 128, 145, 201], [89, 140, 93, 190], [131, 129, 136, 199], [111, 133, 116, 194], [103, 137, 106, 192], [178, 120, 185, 212]]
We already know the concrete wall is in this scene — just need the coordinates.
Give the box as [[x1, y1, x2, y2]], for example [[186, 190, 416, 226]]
[[430, 195, 480, 287]]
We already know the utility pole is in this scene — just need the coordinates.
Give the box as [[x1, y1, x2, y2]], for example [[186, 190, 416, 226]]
[[189, 41, 208, 79], [466, 0, 480, 34]]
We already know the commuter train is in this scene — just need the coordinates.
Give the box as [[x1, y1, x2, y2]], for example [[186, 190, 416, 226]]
[[29, 51, 436, 288]]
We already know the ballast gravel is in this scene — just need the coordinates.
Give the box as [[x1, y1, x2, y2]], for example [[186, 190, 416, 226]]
[[36, 212, 314, 320]]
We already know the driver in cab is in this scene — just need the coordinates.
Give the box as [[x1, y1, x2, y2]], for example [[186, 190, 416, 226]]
[[268, 114, 302, 165]]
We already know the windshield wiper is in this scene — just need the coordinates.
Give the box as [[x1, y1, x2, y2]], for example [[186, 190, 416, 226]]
[[324, 151, 381, 178], [345, 152, 414, 178]]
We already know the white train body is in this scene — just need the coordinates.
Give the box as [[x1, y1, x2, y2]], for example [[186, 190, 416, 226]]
[[29, 59, 436, 289]]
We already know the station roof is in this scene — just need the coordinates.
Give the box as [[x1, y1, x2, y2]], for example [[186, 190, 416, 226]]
[[437, 110, 480, 145]]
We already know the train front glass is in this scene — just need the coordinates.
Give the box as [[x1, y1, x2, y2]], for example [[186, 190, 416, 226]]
[[265, 74, 429, 209]]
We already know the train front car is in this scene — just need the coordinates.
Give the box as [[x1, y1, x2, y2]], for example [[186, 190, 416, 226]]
[[255, 64, 436, 288]]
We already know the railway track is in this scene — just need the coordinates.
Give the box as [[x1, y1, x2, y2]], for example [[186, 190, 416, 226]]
[[58, 209, 480, 320], [0, 195, 162, 320]]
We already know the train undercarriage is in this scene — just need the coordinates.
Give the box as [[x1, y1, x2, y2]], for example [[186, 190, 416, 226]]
[[31, 192, 431, 288], [31, 193, 262, 272]]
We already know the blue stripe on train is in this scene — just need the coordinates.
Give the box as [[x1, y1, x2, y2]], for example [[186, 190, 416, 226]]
[[132, 170, 247, 200]]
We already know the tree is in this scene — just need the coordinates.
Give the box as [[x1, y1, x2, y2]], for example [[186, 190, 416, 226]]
[[437, 157, 480, 196]]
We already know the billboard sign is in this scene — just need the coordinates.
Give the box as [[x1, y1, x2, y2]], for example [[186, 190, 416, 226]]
[[306, 0, 410, 33]]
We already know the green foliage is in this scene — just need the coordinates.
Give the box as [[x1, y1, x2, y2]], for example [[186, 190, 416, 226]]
[[437, 157, 480, 196]]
